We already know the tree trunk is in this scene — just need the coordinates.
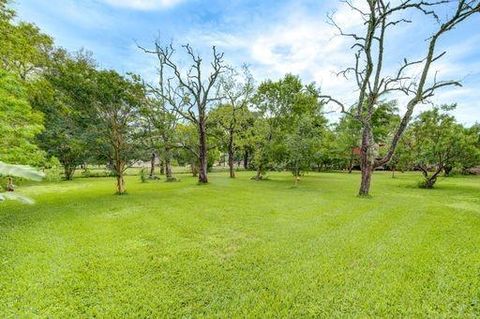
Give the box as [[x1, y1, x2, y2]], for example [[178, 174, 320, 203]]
[[243, 150, 249, 170], [228, 132, 235, 178], [254, 164, 264, 181], [392, 166, 396, 178], [191, 160, 198, 177], [165, 148, 175, 181], [160, 160, 165, 175], [348, 149, 354, 173], [198, 121, 208, 184], [114, 154, 126, 194], [149, 153, 156, 177], [444, 166, 453, 176], [116, 173, 125, 194], [294, 166, 300, 186], [358, 126, 373, 196], [64, 165, 75, 180], [165, 159, 173, 180], [421, 165, 443, 189]]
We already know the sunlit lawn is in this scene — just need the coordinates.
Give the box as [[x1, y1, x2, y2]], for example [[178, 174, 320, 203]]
[[1, 171, 479, 317]]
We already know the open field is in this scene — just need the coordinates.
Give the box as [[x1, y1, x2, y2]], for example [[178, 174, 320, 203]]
[[1, 171, 480, 317]]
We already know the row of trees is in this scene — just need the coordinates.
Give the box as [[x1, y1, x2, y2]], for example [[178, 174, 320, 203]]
[[1, 0, 479, 197]]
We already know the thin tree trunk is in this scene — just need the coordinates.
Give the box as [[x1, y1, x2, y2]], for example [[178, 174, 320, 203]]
[[358, 126, 373, 196], [254, 163, 265, 181], [160, 160, 165, 175], [255, 167, 262, 180], [348, 149, 354, 173], [198, 120, 208, 184], [191, 160, 198, 177], [392, 166, 396, 178], [64, 165, 75, 180], [243, 150, 249, 169], [165, 148, 175, 181], [165, 158, 173, 180], [294, 166, 299, 186], [444, 166, 453, 176], [116, 173, 125, 194], [228, 131, 235, 178], [149, 152, 155, 178]]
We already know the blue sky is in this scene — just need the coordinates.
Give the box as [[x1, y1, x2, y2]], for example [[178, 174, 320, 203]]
[[13, 0, 480, 125]]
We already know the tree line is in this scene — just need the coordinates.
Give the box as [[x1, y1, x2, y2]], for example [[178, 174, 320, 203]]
[[1, 0, 479, 197]]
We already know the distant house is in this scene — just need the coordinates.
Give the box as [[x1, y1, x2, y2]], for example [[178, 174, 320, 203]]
[[351, 143, 387, 170]]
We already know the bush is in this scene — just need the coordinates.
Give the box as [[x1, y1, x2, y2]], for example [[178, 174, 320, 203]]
[[44, 157, 62, 182], [44, 166, 62, 182]]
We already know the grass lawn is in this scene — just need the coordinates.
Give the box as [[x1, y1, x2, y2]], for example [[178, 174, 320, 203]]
[[1, 171, 479, 317]]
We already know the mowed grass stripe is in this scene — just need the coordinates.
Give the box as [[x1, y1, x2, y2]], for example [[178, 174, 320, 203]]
[[0, 171, 479, 317]]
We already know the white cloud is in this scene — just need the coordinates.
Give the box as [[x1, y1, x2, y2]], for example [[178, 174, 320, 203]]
[[48, 0, 478, 124], [102, 0, 185, 10], [186, 1, 364, 114]]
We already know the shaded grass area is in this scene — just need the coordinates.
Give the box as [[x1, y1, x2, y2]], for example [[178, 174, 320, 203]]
[[1, 171, 479, 317]]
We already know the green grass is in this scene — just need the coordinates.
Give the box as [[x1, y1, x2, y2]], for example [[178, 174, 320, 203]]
[[1, 171, 479, 317]]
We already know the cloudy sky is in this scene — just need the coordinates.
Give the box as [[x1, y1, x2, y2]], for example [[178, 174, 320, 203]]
[[13, 0, 480, 125]]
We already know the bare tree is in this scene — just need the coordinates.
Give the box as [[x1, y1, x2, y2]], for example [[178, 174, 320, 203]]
[[140, 42, 226, 184], [320, 0, 480, 196]]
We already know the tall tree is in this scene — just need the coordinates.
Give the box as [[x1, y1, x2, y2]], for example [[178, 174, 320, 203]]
[[140, 42, 226, 183], [216, 66, 254, 178], [252, 74, 326, 181], [34, 50, 98, 180], [320, 0, 480, 196], [94, 71, 145, 194], [140, 98, 179, 181]]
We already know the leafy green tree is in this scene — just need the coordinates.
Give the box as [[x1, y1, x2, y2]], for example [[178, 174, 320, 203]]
[[404, 106, 478, 188], [0, 0, 53, 80], [461, 123, 480, 173], [334, 115, 361, 172], [140, 98, 178, 181], [214, 66, 254, 178], [209, 102, 254, 177], [285, 116, 324, 184], [252, 74, 326, 182], [313, 127, 341, 171], [33, 50, 98, 180], [175, 123, 201, 176], [94, 71, 146, 194], [0, 69, 44, 165]]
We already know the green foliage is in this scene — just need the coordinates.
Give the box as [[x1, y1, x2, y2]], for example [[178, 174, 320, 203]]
[[43, 157, 62, 182], [0, 0, 53, 79], [0, 69, 45, 165], [252, 74, 327, 180], [93, 70, 146, 193], [34, 50, 99, 180], [399, 106, 480, 188]]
